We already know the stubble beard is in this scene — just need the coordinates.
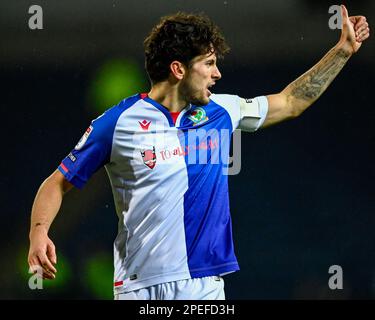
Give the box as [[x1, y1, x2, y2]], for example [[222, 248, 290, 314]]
[[180, 80, 209, 106]]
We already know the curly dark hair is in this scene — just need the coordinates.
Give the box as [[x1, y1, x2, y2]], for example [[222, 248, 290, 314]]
[[144, 12, 230, 84]]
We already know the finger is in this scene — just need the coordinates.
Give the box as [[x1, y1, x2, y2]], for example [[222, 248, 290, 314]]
[[28, 255, 43, 272], [354, 17, 367, 30], [41, 260, 57, 274], [349, 17, 356, 25], [358, 27, 370, 39], [362, 33, 369, 42], [37, 254, 57, 274], [355, 22, 369, 35], [46, 243, 57, 265], [28, 257, 55, 279], [349, 16, 365, 23], [28, 256, 38, 269], [43, 270, 56, 280], [357, 23, 369, 35], [356, 26, 370, 39], [357, 31, 370, 42], [31, 263, 55, 279], [28, 260, 41, 273]]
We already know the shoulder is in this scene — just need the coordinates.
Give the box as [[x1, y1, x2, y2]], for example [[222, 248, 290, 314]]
[[209, 94, 240, 107], [91, 94, 142, 131], [81, 94, 142, 146]]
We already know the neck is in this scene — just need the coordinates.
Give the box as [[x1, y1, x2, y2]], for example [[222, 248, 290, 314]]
[[148, 81, 188, 112]]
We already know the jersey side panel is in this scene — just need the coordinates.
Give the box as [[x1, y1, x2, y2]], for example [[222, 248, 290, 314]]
[[179, 99, 240, 278], [106, 99, 191, 293]]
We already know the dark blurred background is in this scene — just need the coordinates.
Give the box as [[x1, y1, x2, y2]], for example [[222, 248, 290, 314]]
[[1, 0, 374, 299]]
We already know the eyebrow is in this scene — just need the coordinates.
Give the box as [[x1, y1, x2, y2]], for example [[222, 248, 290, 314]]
[[206, 58, 216, 63], [192, 53, 217, 64]]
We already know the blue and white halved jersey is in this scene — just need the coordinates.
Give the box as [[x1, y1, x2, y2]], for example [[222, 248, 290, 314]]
[[58, 93, 268, 293]]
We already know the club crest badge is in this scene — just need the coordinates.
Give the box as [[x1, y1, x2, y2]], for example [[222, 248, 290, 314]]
[[188, 107, 208, 126], [141, 146, 156, 169]]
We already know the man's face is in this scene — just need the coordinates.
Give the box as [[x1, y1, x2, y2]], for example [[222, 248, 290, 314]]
[[179, 52, 222, 106]]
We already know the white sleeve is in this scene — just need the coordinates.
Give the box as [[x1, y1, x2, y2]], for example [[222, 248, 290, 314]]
[[209, 94, 241, 132], [238, 96, 268, 132], [210, 94, 268, 132]]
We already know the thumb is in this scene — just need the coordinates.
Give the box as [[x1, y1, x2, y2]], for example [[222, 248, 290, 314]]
[[340, 4, 352, 33], [341, 4, 349, 20], [341, 4, 349, 24]]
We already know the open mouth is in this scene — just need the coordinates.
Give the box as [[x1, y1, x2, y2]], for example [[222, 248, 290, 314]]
[[207, 83, 215, 96]]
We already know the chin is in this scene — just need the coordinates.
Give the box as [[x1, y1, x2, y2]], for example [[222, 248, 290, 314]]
[[190, 96, 210, 106]]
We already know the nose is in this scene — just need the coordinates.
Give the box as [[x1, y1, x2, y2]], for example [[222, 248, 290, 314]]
[[212, 66, 221, 80]]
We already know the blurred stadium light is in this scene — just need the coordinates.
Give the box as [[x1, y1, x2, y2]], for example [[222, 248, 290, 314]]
[[87, 58, 148, 115], [83, 252, 113, 299]]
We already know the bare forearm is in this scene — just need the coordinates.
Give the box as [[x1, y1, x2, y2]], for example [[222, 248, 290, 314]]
[[284, 43, 352, 116], [30, 176, 65, 235]]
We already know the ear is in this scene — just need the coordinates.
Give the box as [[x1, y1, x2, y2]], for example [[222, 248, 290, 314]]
[[170, 61, 186, 80]]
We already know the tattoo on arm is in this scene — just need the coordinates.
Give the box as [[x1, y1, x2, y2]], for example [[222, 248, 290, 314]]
[[289, 48, 351, 102]]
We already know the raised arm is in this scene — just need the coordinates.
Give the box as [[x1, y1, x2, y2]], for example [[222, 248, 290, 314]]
[[28, 169, 74, 279], [262, 5, 369, 128]]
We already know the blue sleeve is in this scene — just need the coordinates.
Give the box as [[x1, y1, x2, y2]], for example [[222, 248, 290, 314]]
[[58, 104, 121, 189]]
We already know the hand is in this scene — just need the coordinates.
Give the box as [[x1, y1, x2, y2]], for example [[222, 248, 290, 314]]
[[339, 5, 370, 54], [28, 228, 57, 279]]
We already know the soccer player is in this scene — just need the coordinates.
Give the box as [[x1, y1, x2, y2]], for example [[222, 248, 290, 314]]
[[28, 6, 369, 300]]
